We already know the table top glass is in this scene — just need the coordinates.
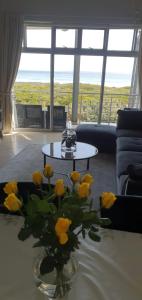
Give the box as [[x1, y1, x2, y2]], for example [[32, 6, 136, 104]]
[[42, 142, 98, 161]]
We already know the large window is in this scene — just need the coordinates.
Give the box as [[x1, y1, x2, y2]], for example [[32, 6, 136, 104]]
[[79, 56, 103, 122], [54, 55, 74, 120], [103, 57, 134, 123], [14, 25, 140, 129]]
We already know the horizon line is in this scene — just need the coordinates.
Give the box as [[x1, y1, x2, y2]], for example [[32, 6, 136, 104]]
[[18, 70, 131, 76]]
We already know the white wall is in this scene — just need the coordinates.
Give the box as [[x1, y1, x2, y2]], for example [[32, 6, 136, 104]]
[[0, 0, 142, 26]]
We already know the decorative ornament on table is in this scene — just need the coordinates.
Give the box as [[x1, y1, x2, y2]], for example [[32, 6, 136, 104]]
[[61, 120, 77, 153], [1, 165, 117, 299]]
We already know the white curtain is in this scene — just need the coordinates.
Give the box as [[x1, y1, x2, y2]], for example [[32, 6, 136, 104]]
[[0, 13, 24, 133], [129, 30, 142, 109], [137, 31, 142, 109]]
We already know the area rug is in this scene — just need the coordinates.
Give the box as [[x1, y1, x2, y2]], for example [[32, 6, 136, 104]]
[[0, 144, 116, 209]]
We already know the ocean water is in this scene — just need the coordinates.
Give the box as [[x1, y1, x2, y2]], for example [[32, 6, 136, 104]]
[[16, 70, 131, 87]]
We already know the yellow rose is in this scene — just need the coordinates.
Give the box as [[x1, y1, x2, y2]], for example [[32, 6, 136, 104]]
[[3, 181, 18, 195], [77, 182, 90, 198], [32, 171, 43, 185], [55, 217, 72, 235], [70, 171, 80, 183], [44, 164, 53, 178], [54, 179, 65, 197], [58, 232, 68, 245], [4, 193, 22, 212], [81, 174, 94, 185], [101, 192, 117, 209]]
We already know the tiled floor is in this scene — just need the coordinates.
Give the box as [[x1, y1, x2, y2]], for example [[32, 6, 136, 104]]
[[0, 131, 62, 168]]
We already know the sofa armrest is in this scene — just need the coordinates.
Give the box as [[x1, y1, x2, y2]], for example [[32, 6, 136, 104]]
[[117, 109, 142, 130], [101, 194, 142, 233]]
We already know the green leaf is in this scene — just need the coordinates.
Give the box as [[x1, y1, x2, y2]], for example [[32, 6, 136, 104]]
[[31, 216, 45, 238], [88, 230, 101, 242], [26, 197, 39, 219], [18, 226, 32, 241], [61, 204, 83, 226], [82, 211, 99, 228], [100, 218, 111, 226], [33, 240, 43, 248], [82, 228, 86, 239], [90, 225, 99, 232], [30, 194, 40, 202], [36, 199, 54, 214], [40, 256, 55, 275]]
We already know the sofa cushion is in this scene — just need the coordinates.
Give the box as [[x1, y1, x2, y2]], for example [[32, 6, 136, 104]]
[[117, 129, 142, 138], [117, 109, 142, 130], [116, 151, 142, 177], [117, 137, 142, 152]]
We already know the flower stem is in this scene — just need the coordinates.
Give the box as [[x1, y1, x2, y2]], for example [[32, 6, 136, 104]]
[[54, 267, 70, 298]]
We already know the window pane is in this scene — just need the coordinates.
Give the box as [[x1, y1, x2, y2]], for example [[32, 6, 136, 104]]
[[105, 57, 134, 88], [79, 56, 103, 123], [108, 29, 134, 51], [27, 26, 51, 48], [15, 53, 50, 113], [102, 57, 134, 124], [82, 30, 104, 49], [56, 29, 75, 48], [54, 55, 74, 124]]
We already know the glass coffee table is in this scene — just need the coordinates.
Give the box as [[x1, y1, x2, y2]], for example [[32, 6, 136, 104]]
[[42, 142, 98, 172]]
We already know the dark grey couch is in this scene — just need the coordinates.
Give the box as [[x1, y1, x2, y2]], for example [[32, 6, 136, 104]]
[[101, 109, 142, 233], [76, 111, 142, 195], [116, 109, 142, 194], [76, 111, 142, 233]]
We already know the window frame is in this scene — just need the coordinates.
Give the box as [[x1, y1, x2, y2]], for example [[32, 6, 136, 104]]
[[18, 22, 140, 128]]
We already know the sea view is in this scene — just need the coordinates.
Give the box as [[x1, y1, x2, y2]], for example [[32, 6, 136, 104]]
[[16, 70, 131, 87]]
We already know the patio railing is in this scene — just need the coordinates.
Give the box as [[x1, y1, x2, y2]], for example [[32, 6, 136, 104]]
[[13, 89, 139, 127]]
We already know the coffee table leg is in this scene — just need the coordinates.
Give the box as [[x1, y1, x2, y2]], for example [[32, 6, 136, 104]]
[[87, 158, 90, 170], [73, 160, 76, 171], [44, 155, 46, 167]]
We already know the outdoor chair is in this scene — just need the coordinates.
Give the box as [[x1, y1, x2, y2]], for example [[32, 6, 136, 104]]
[[16, 104, 44, 128], [46, 105, 67, 130]]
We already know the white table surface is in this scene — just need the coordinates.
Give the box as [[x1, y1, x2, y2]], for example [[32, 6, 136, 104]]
[[0, 215, 142, 300]]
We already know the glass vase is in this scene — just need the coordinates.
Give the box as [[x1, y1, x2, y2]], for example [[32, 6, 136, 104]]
[[33, 249, 78, 299], [61, 122, 77, 153]]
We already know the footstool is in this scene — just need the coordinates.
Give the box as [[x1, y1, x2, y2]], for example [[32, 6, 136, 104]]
[[76, 124, 116, 153]]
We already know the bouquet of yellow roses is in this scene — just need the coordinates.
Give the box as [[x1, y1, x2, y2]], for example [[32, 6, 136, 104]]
[[1, 164, 116, 298]]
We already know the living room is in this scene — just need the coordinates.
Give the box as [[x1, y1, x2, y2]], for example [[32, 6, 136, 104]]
[[0, 1, 142, 300]]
